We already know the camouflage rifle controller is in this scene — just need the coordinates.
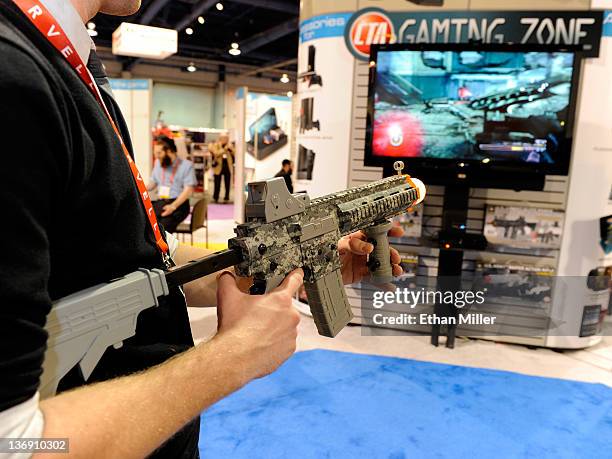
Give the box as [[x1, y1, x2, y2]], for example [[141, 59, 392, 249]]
[[218, 160, 425, 336], [40, 165, 424, 397]]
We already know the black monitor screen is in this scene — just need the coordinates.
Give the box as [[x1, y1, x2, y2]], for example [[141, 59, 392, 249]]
[[366, 45, 579, 177]]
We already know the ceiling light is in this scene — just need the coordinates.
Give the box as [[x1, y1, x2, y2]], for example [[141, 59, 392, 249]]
[[87, 22, 96, 30], [87, 29, 98, 37], [185, 27, 194, 35], [287, 91, 293, 97], [198, 16, 205, 24], [280, 73, 290, 84], [231, 42, 239, 49], [216, 2, 224, 10], [187, 63, 197, 72], [229, 48, 241, 56]]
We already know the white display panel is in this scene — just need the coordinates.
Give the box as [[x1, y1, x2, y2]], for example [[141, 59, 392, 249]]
[[109, 79, 153, 186], [245, 93, 293, 182], [296, 14, 355, 196], [233, 87, 248, 224]]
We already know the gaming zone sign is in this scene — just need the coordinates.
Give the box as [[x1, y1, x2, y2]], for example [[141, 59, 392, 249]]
[[345, 8, 603, 60]]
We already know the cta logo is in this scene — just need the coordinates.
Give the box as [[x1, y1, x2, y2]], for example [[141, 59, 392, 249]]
[[346, 9, 395, 60]]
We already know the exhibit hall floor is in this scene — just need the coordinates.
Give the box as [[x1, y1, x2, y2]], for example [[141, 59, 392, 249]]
[[187, 220, 612, 457], [189, 307, 612, 386]]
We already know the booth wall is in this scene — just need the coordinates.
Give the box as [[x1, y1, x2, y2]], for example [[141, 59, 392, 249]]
[[300, 0, 610, 347], [245, 93, 293, 182], [152, 83, 216, 128], [110, 79, 153, 185]]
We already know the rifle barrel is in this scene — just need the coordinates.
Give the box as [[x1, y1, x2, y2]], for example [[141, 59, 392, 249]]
[[165, 248, 244, 288]]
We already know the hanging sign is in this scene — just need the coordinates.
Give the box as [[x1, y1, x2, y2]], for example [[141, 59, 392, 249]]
[[344, 8, 604, 61]]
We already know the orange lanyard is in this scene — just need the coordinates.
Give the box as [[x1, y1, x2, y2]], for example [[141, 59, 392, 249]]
[[12, 0, 170, 262]]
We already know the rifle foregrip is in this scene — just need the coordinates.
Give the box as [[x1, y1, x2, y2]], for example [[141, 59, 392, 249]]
[[364, 221, 394, 283], [304, 269, 353, 337]]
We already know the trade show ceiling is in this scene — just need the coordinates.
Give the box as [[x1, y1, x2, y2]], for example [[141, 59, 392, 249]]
[[92, 0, 299, 77]]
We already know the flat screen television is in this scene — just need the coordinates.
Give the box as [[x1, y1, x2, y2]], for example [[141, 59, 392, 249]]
[[247, 108, 288, 160], [364, 43, 583, 189]]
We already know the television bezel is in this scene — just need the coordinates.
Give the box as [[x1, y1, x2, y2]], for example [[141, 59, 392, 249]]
[[363, 42, 584, 186]]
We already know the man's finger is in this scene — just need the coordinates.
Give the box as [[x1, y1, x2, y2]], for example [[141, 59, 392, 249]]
[[388, 226, 404, 238], [217, 271, 240, 295], [390, 247, 401, 264], [392, 264, 403, 277], [348, 231, 367, 241], [275, 269, 304, 296], [348, 237, 374, 255]]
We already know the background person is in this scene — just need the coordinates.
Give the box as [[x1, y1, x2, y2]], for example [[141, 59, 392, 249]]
[[0, 1, 307, 456], [275, 159, 294, 193], [148, 135, 196, 233], [209, 134, 234, 203]]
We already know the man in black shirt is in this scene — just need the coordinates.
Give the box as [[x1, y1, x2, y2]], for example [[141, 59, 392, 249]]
[[0, 0, 305, 456], [0, 0, 403, 456], [275, 159, 294, 193]]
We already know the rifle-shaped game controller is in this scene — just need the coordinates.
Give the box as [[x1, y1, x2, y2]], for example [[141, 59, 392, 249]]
[[40, 161, 425, 397]]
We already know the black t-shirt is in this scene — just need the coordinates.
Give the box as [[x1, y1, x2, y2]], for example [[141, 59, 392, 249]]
[[0, 3, 198, 456], [275, 169, 294, 193]]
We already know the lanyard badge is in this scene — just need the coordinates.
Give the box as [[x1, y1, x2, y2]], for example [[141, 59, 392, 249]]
[[159, 159, 181, 199], [12, 0, 172, 267]]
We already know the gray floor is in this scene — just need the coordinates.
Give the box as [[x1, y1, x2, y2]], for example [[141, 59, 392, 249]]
[[188, 307, 612, 387]]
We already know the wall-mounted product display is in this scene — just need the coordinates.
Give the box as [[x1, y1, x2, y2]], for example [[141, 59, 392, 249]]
[[365, 44, 582, 189], [244, 93, 292, 183], [580, 305, 604, 337], [398, 254, 419, 284], [473, 262, 555, 308], [600, 215, 612, 254], [296, 12, 354, 196], [246, 108, 288, 160], [297, 145, 316, 180], [298, 45, 323, 88], [605, 266, 612, 316], [484, 205, 564, 250], [578, 267, 610, 337], [299, 97, 320, 133], [393, 205, 423, 239]]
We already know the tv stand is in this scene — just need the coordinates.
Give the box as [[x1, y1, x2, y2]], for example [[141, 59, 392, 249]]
[[432, 185, 487, 348]]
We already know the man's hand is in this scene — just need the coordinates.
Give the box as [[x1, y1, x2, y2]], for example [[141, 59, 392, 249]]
[[215, 269, 304, 381], [161, 204, 176, 217], [338, 225, 404, 285], [37, 271, 304, 458]]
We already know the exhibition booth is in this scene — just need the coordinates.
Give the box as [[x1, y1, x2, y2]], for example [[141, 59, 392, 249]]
[[120, 1, 612, 350], [91, 2, 612, 346], [287, 1, 612, 352], [195, 2, 612, 455], [11, 0, 611, 457]]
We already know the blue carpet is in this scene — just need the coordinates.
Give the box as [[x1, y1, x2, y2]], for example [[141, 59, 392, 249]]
[[199, 350, 612, 458]]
